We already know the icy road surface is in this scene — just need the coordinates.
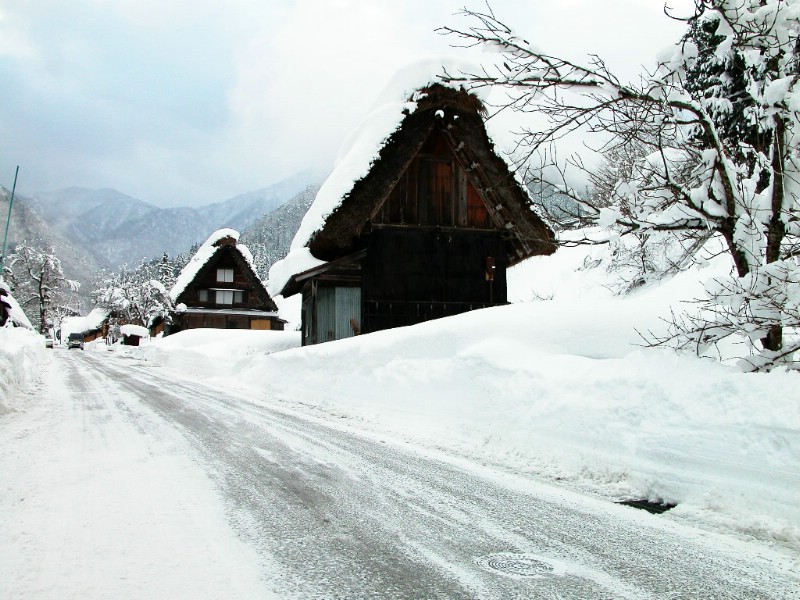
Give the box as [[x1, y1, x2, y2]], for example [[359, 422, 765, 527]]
[[2, 350, 797, 599]]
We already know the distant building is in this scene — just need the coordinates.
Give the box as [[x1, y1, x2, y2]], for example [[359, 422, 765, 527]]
[[120, 324, 149, 346], [165, 228, 285, 334], [60, 307, 110, 343], [272, 83, 556, 346]]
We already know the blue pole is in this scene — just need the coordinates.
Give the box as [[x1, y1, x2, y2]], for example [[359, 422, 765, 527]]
[[0, 166, 20, 271]]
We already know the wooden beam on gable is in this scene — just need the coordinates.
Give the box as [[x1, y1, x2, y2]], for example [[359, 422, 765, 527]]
[[367, 123, 435, 224]]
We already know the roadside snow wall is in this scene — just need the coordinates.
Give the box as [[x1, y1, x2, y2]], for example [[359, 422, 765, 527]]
[[0, 327, 45, 412]]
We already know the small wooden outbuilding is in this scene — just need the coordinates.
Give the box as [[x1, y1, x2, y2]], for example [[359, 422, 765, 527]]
[[120, 324, 149, 346], [275, 83, 556, 345], [60, 308, 110, 344]]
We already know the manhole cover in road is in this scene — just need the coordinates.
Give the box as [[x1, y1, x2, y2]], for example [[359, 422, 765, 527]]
[[475, 553, 556, 579]]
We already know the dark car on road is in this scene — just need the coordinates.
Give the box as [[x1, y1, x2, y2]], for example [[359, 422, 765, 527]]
[[67, 333, 84, 350]]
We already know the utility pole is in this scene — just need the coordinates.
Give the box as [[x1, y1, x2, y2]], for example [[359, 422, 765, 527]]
[[0, 166, 20, 271]]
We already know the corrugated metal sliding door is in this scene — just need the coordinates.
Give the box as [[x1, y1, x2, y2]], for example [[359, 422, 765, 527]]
[[316, 286, 361, 343], [334, 287, 361, 340]]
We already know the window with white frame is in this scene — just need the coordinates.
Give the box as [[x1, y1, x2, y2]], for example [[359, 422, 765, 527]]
[[217, 268, 234, 283], [215, 290, 234, 304], [214, 290, 244, 305]]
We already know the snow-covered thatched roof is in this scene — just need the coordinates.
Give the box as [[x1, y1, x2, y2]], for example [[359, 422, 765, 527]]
[[61, 307, 110, 337], [268, 60, 555, 297], [170, 228, 256, 303]]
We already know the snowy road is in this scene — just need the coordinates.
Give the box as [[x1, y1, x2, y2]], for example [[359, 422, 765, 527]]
[[3, 349, 797, 599]]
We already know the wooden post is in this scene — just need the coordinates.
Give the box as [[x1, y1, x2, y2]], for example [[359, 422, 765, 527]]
[[1, 166, 20, 270]]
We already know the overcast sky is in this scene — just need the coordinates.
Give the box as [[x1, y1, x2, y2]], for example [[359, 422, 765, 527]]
[[0, 0, 693, 208]]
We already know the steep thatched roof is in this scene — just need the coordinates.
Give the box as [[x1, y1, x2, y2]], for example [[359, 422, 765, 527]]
[[172, 230, 278, 312], [306, 84, 556, 264]]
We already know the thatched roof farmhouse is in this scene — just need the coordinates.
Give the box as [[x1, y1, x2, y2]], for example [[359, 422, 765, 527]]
[[271, 81, 556, 345]]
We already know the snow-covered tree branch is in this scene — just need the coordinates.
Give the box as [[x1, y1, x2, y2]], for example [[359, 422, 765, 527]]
[[440, 0, 800, 368], [92, 253, 182, 331], [2, 241, 80, 333]]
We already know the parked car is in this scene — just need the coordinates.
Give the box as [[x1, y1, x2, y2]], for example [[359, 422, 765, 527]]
[[67, 333, 84, 350], [44, 335, 54, 348]]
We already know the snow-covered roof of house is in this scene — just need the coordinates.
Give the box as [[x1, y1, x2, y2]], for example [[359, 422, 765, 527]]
[[0, 277, 34, 329], [61, 307, 110, 337], [120, 324, 149, 338], [268, 59, 555, 297], [170, 228, 257, 303]]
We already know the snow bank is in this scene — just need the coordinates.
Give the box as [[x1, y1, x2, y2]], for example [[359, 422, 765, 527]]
[[0, 327, 45, 412], [240, 306, 799, 546], [144, 329, 300, 382], [0, 278, 34, 329], [152, 242, 800, 550]]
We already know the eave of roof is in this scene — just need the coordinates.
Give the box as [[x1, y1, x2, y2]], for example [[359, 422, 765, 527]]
[[307, 92, 555, 264]]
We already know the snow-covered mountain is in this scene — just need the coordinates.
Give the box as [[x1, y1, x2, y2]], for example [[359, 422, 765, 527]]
[[1, 188, 105, 310], [26, 173, 317, 270], [196, 173, 314, 232], [29, 187, 157, 239]]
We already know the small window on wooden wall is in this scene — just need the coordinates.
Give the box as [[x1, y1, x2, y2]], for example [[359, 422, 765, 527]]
[[198, 289, 208, 302], [214, 290, 245, 305], [217, 268, 234, 283], [215, 290, 233, 304]]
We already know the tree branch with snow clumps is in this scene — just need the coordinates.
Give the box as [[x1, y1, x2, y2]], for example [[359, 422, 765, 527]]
[[440, 0, 800, 369]]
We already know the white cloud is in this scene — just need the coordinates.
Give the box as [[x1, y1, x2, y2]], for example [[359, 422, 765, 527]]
[[0, 0, 695, 207], [0, 7, 36, 59]]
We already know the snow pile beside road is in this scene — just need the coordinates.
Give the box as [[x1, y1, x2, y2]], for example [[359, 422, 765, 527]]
[[240, 301, 799, 547], [144, 329, 300, 381], [0, 327, 44, 411], [148, 244, 800, 549]]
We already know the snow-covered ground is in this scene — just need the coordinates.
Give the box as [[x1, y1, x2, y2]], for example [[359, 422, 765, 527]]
[[2, 238, 798, 596], [136, 240, 799, 553], [1, 338, 274, 599]]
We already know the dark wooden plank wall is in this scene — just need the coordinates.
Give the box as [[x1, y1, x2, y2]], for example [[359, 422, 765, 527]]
[[186, 249, 261, 309], [375, 130, 492, 229], [183, 314, 283, 331], [361, 228, 507, 333]]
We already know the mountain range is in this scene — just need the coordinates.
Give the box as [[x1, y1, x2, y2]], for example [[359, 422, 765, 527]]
[[1, 173, 319, 308]]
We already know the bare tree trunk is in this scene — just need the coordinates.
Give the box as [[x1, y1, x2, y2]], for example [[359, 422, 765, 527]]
[[761, 117, 788, 352], [37, 266, 46, 334]]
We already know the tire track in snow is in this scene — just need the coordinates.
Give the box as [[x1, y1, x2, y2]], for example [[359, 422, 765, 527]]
[[76, 351, 800, 600]]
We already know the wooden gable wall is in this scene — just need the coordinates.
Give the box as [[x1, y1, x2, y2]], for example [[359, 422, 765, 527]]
[[372, 129, 493, 230], [180, 246, 273, 311]]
